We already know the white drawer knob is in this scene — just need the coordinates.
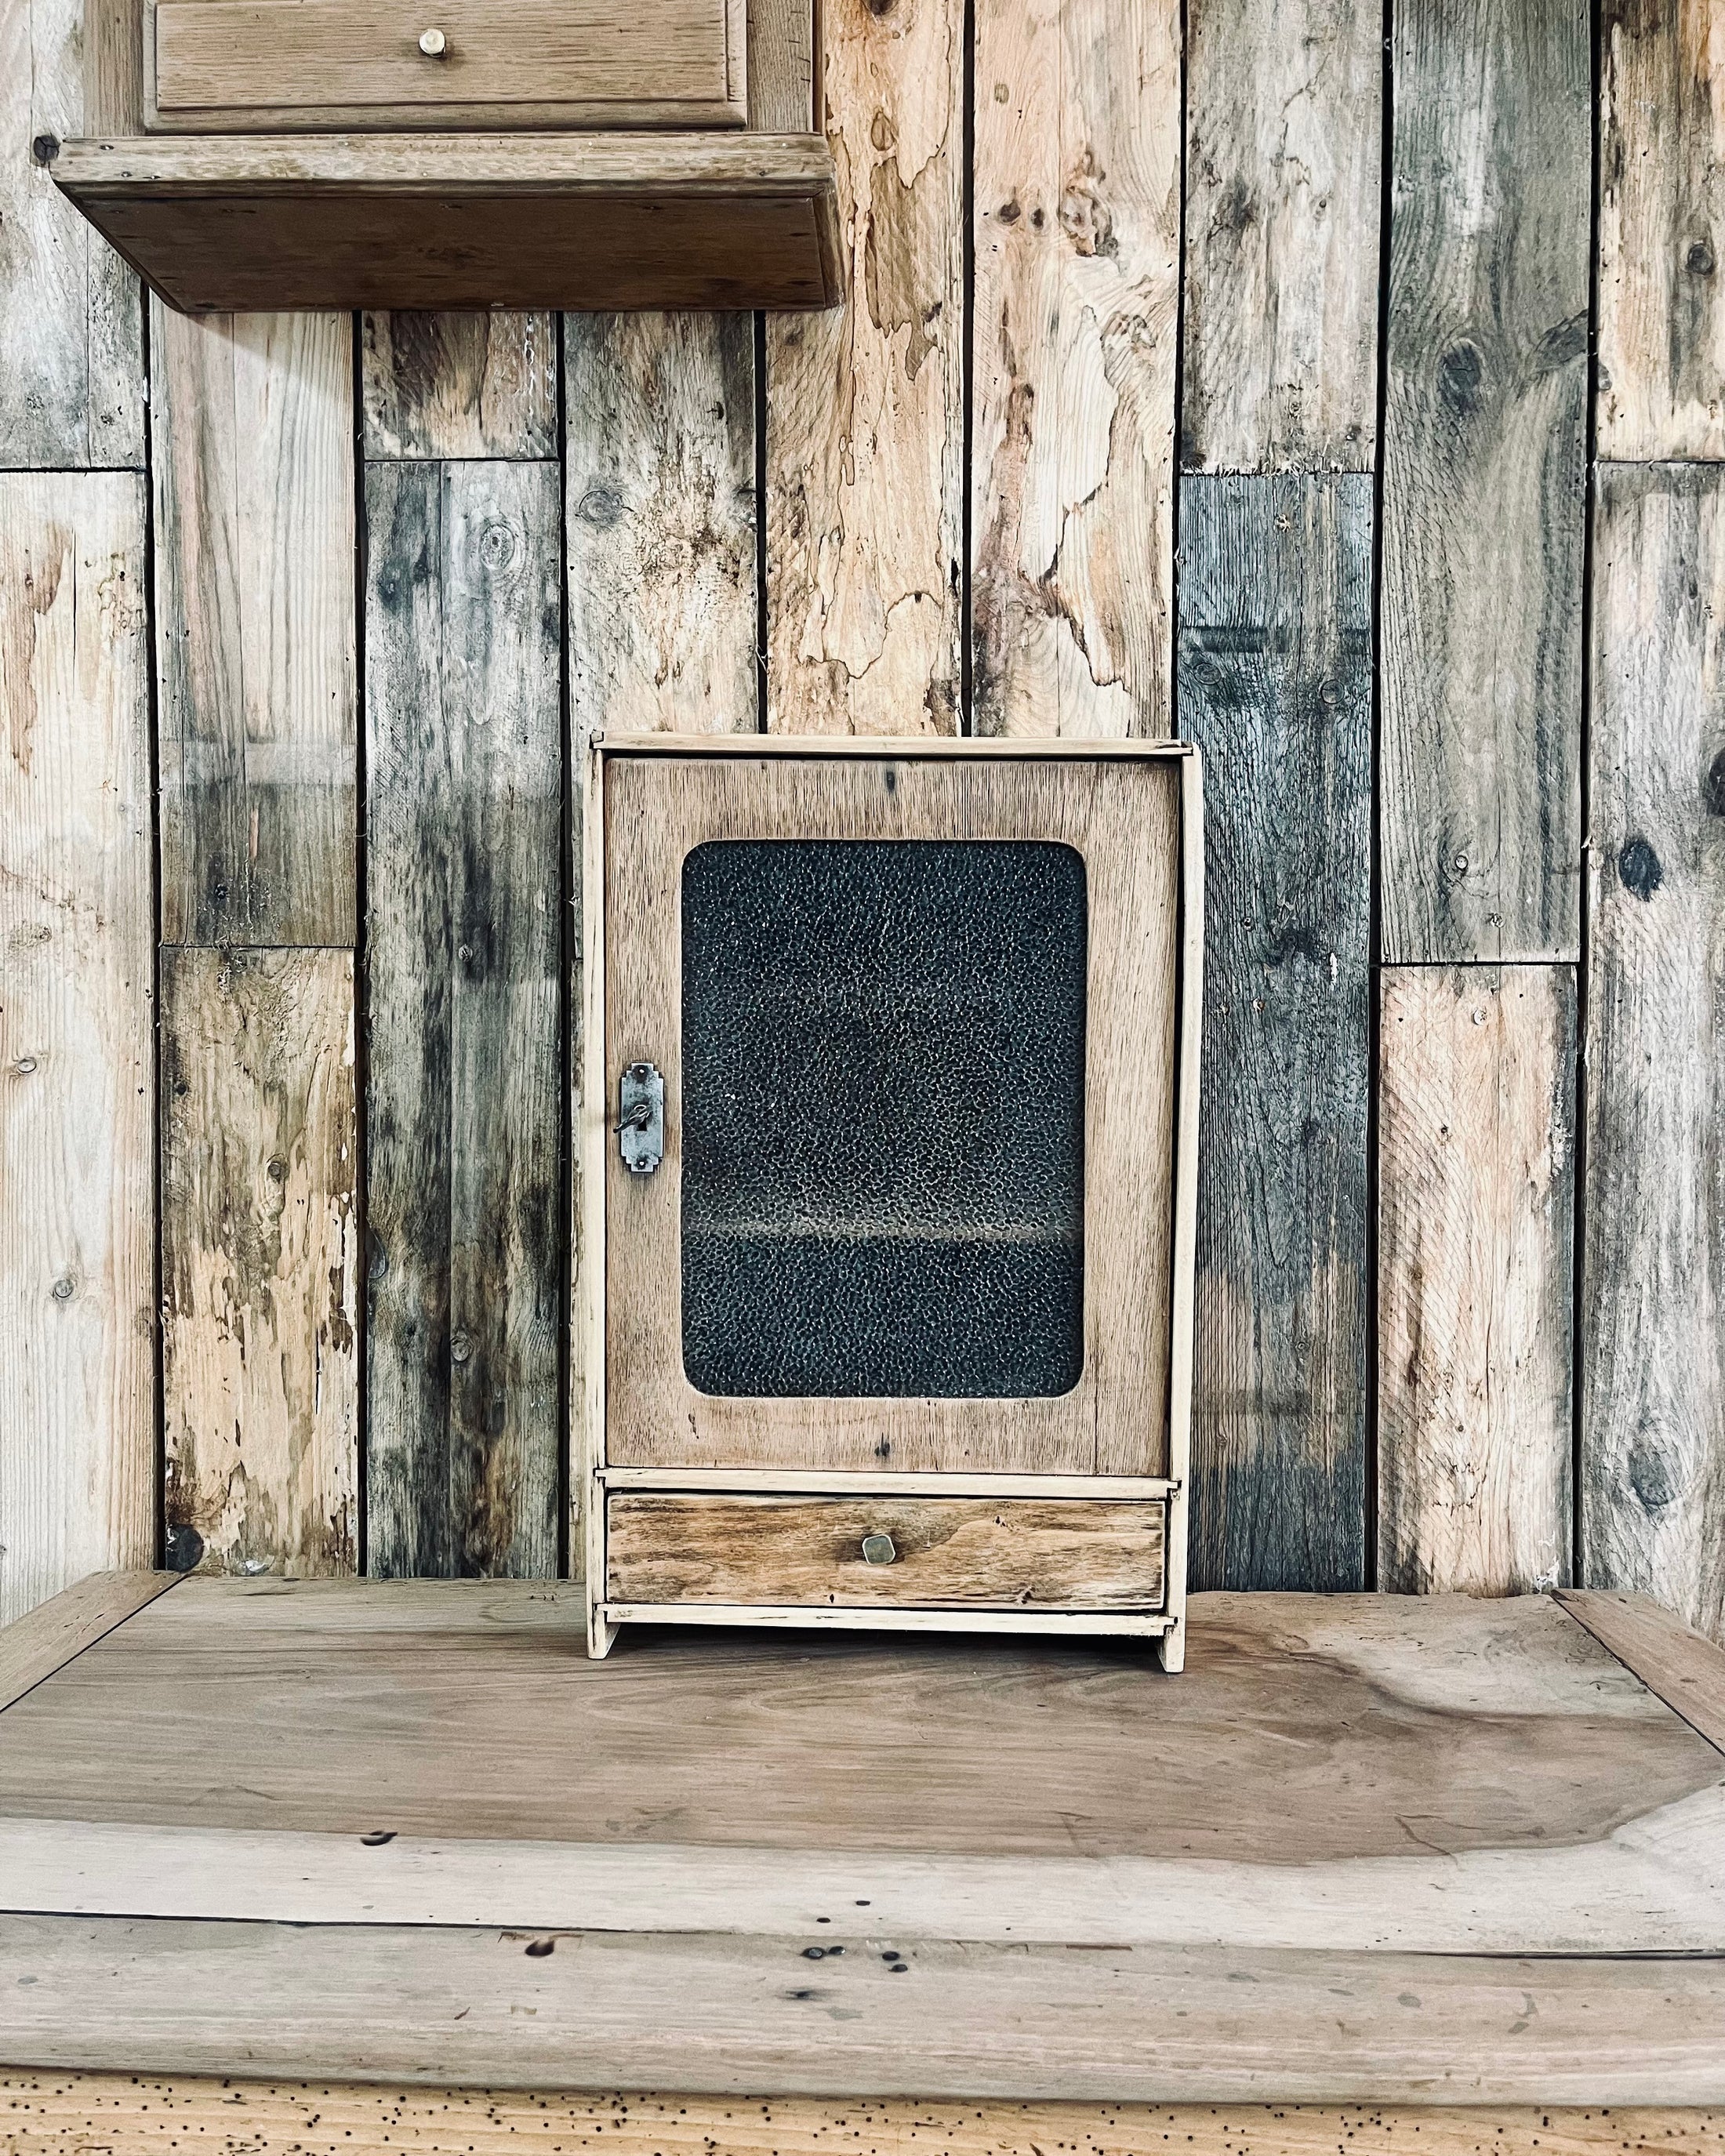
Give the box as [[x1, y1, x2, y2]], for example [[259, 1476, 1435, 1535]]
[[861, 1532, 896, 1566], [418, 27, 447, 54]]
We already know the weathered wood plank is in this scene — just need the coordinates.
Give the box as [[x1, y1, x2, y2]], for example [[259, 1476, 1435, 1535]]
[[1598, 0, 1725, 463], [565, 314, 757, 736], [1582, 460, 1725, 1646], [1557, 1588, 1725, 1757], [764, 0, 964, 735], [0, 474, 154, 1628], [1180, 0, 1381, 474], [151, 306, 357, 949], [747, 0, 815, 127], [1178, 474, 1371, 1592], [0, 0, 143, 469], [1378, 965, 1576, 1595], [969, 0, 1180, 735], [365, 460, 562, 1580], [6, 2084, 1725, 2156], [1380, 0, 1589, 964], [0, 1573, 176, 1716], [159, 948, 358, 1580], [361, 313, 558, 461]]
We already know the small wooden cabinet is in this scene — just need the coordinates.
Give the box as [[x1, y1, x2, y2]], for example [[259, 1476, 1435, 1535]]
[[583, 735, 1204, 1671], [52, 0, 838, 312]]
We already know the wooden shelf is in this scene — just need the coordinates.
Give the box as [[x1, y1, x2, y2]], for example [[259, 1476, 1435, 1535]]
[[50, 132, 843, 313]]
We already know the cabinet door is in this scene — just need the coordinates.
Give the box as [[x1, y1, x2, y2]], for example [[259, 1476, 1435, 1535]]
[[148, 0, 747, 132], [601, 751, 1183, 1479]]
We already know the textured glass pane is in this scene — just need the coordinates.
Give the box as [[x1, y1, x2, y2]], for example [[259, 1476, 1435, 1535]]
[[681, 840, 1086, 1397]]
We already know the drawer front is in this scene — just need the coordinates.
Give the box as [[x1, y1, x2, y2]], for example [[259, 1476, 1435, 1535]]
[[151, 0, 744, 129], [606, 1494, 1167, 1611]]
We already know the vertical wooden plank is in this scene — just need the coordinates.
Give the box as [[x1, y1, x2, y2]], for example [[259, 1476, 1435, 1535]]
[[1380, 0, 1589, 965], [1583, 462, 1725, 1646], [764, 0, 965, 736], [565, 314, 758, 737], [152, 306, 358, 949], [0, 0, 143, 470], [1180, 0, 1382, 475], [361, 314, 558, 462], [970, 0, 1182, 736], [1378, 964, 1576, 1597], [160, 948, 358, 1579], [1178, 474, 1371, 1592], [1598, 0, 1725, 464], [748, 0, 816, 127], [0, 473, 153, 1625], [365, 459, 562, 1580]]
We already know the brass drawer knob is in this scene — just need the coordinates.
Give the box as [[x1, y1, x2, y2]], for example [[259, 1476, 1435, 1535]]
[[418, 27, 447, 54], [860, 1532, 896, 1566]]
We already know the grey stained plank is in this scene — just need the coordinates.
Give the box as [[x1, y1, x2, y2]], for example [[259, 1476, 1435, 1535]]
[[1180, 0, 1382, 474], [1582, 461, 1725, 1647], [1178, 473, 1371, 1592], [365, 459, 563, 1581], [361, 313, 558, 460], [1380, 0, 1589, 964]]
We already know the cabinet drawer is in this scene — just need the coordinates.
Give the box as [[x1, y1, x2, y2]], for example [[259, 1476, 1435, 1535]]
[[605, 1494, 1167, 1611], [150, 0, 746, 131]]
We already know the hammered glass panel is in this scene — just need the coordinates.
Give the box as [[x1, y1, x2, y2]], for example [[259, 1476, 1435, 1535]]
[[680, 839, 1087, 1398]]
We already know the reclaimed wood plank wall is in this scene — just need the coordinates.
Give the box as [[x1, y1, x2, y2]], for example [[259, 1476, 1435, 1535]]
[[2, 0, 1723, 1639]]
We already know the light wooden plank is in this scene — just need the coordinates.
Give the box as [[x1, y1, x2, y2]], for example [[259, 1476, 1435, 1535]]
[[0, 0, 143, 468], [361, 312, 557, 460], [1557, 1588, 1725, 1758], [764, 0, 964, 735], [1598, 0, 1725, 463], [159, 949, 358, 1579], [151, 305, 357, 948], [599, 734, 1193, 760], [365, 459, 562, 1580], [1378, 966, 1576, 1597], [1179, 0, 1381, 474], [0, 474, 154, 1628], [1582, 461, 1725, 1646], [1178, 474, 1371, 1592], [0, 1574, 177, 1715], [747, 0, 815, 127], [5, 2085, 1725, 2156], [1380, 0, 1589, 964], [599, 1468, 1176, 1497], [7, 1910, 1725, 2100], [969, 0, 1179, 735]]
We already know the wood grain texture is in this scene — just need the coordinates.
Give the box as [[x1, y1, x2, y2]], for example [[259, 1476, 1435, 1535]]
[[159, 949, 358, 1581], [0, 1573, 177, 1716], [1556, 1588, 1725, 1756], [1380, 0, 1589, 965], [1582, 462, 1725, 1645], [5, 2085, 1725, 2156], [565, 314, 757, 735], [0, 474, 154, 1628], [748, 0, 815, 127], [969, 0, 1180, 735], [362, 312, 557, 460], [764, 0, 964, 735], [0, 0, 143, 468], [1598, 0, 1725, 462], [151, 306, 357, 948], [606, 1495, 1167, 1608], [1178, 475, 1370, 1592], [1378, 966, 1576, 1596], [1180, 0, 1381, 474], [365, 460, 562, 1581]]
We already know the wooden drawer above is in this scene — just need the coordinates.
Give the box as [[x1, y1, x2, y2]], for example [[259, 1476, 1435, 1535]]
[[606, 1494, 1168, 1613], [149, 0, 746, 132]]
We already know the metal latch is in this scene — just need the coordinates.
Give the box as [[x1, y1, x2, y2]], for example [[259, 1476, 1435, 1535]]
[[616, 1062, 664, 1175]]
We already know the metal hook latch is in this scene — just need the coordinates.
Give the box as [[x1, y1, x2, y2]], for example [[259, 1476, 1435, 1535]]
[[616, 1062, 664, 1174]]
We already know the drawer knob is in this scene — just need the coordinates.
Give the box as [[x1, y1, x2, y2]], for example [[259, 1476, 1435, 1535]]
[[418, 27, 447, 54], [860, 1532, 897, 1566]]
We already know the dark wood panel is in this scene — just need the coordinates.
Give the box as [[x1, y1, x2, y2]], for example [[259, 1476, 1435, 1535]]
[[365, 460, 563, 1579], [1178, 473, 1371, 1591], [1582, 462, 1725, 1646], [1380, 0, 1589, 964]]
